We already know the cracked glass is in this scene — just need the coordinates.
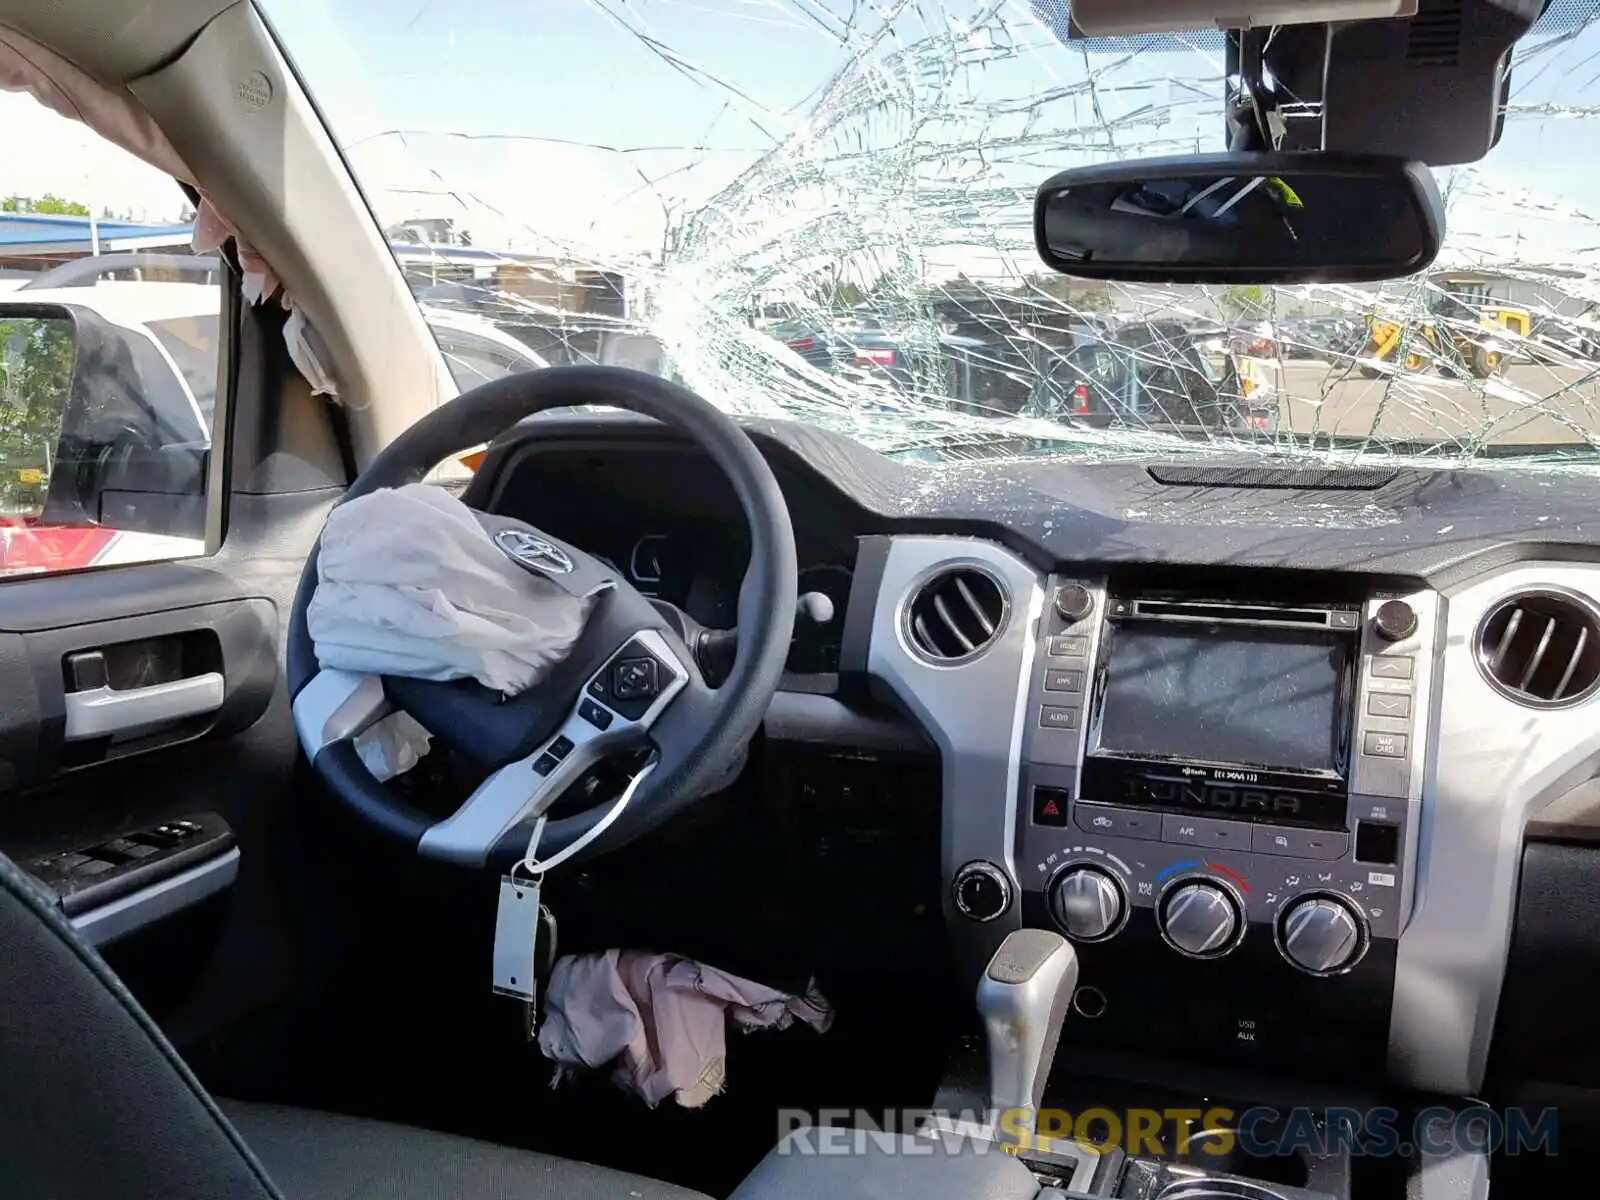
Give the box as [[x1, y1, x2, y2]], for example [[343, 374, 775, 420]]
[[267, 0, 1600, 469]]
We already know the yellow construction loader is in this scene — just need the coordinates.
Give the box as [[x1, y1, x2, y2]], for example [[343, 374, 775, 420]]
[[1359, 274, 1531, 379]]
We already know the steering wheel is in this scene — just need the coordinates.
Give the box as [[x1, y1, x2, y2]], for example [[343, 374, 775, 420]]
[[285, 366, 797, 869]]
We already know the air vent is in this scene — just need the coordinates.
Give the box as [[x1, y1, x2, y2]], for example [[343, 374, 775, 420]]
[[1147, 464, 1397, 490], [1477, 591, 1600, 707], [905, 567, 1008, 662], [1407, 0, 1463, 66]]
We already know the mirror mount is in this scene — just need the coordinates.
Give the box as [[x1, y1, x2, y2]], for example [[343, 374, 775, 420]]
[[1034, 151, 1445, 286]]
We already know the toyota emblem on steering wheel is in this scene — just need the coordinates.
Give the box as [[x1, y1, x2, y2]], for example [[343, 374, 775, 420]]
[[494, 529, 576, 575]]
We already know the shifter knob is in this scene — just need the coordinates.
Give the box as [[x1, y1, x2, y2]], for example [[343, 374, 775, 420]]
[[977, 929, 1079, 1121]]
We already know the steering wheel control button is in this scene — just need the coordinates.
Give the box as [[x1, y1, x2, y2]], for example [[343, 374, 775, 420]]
[[1032, 786, 1070, 827], [1044, 668, 1083, 693], [1369, 655, 1414, 679], [1362, 730, 1407, 758], [612, 657, 659, 701], [952, 861, 1012, 922], [547, 735, 575, 760], [578, 698, 615, 731], [1374, 599, 1419, 643], [1039, 705, 1079, 730], [532, 752, 561, 777], [1073, 803, 1160, 841], [1054, 584, 1094, 622], [585, 676, 609, 701]]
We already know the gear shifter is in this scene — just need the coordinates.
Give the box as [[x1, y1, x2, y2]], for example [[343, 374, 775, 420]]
[[977, 929, 1079, 1125]]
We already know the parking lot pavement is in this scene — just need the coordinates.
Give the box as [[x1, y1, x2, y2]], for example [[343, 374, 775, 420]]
[[1269, 358, 1600, 445]]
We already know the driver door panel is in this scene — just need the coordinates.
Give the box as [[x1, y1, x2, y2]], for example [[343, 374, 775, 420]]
[[0, 492, 331, 1042]]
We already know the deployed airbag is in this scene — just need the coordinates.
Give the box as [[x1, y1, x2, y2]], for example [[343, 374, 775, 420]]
[[307, 484, 591, 695], [540, 950, 833, 1109]]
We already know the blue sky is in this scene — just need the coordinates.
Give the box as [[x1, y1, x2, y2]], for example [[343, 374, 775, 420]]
[[253, 0, 1600, 276], [2, 0, 1599, 278]]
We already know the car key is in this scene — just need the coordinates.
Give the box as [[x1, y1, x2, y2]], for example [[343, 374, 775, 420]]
[[527, 904, 558, 1042]]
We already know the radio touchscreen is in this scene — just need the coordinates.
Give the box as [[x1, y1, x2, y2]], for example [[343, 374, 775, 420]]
[[1094, 623, 1351, 775]]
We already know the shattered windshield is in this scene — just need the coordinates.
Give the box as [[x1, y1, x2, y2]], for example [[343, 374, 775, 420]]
[[267, 0, 1600, 466]]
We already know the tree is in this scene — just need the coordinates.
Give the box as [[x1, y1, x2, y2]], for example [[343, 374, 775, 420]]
[[0, 317, 75, 512], [1014, 274, 1113, 314], [1017, 273, 1075, 302], [2, 194, 91, 217], [1218, 284, 1269, 321], [803, 267, 867, 311]]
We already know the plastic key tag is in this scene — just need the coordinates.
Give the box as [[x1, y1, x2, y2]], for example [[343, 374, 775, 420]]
[[492, 873, 542, 1002]]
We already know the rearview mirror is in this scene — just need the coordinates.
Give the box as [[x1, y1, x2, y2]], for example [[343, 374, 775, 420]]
[[1034, 152, 1444, 284]]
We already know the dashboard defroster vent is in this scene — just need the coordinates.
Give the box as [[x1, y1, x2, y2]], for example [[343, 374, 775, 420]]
[[1477, 591, 1600, 707], [904, 567, 1008, 663]]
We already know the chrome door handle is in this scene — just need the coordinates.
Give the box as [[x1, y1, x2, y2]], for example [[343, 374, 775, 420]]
[[64, 673, 225, 741]]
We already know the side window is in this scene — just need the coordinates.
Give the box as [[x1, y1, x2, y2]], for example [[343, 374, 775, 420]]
[[0, 96, 221, 578], [433, 326, 545, 391], [147, 314, 221, 426]]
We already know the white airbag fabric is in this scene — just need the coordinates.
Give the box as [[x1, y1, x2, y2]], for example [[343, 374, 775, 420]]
[[307, 484, 590, 695], [539, 950, 834, 1109]]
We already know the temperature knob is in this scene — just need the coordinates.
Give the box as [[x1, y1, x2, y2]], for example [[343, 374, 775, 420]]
[[1278, 896, 1365, 975], [1159, 881, 1244, 959], [1049, 866, 1126, 941]]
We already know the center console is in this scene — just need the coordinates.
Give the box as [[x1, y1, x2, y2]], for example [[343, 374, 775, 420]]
[[949, 577, 1438, 1083]]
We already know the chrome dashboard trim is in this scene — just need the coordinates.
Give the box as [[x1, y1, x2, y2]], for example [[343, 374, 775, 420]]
[[1396, 563, 1600, 1094], [70, 847, 240, 948], [866, 537, 1046, 983]]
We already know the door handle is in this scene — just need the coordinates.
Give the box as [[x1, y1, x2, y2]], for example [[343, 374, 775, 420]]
[[64, 673, 225, 741]]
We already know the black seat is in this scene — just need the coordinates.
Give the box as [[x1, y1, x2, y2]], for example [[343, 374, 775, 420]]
[[0, 852, 709, 1200]]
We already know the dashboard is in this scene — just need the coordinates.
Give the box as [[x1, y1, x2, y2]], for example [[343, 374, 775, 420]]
[[484, 439, 859, 673], [467, 413, 1600, 1104]]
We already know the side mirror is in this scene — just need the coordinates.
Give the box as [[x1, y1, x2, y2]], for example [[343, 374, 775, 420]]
[[1034, 152, 1445, 284], [0, 302, 207, 540]]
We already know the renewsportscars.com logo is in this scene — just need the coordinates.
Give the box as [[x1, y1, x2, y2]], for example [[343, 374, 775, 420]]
[[774, 1107, 1559, 1159]]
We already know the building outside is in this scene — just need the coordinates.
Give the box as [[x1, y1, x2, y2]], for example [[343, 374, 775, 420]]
[[0, 214, 195, 279]]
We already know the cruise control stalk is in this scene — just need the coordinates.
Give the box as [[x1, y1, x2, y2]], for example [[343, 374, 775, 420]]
[[659, 592, 835, 686]]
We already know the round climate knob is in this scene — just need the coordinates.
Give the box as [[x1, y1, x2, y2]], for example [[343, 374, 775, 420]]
[[952, 861, 1012, 922], [1055, 584, 1094, 622], [1159, 881, 1243, 959], [1374, 599, 1418, 642], [1049, 866, 1126, 942], [1278, 896, 1365, 975]]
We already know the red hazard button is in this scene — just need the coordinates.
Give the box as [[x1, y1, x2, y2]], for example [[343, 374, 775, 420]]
[[1032, 786, 1070, 827]]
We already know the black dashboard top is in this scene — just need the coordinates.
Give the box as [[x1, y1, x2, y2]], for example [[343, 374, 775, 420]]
[[468, 409, 1600, 587]]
